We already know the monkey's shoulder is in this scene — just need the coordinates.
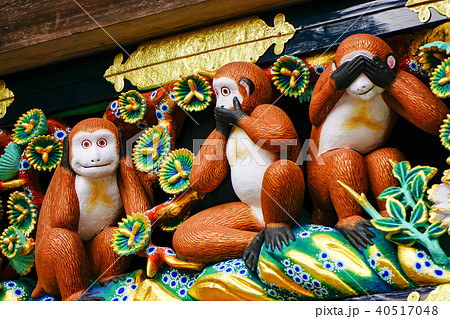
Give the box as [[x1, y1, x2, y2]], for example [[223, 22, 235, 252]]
[[249, 104, 296, 128]]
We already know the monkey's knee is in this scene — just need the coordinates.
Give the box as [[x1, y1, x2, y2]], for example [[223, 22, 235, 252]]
[[173, 219, 203, 262], [365, 148, 405, 210], [365, 147, 404, 184], [36, 228, 82, 279], [36, 228, 89, 298], [326, 149, 367, 183], [262, 160, 304, 224], [264, 160, 304, 195], [323, 149, 368, 219], [365, 147, 405, 164], [86, 227, 131, 280], [40, 228, 85, 259]]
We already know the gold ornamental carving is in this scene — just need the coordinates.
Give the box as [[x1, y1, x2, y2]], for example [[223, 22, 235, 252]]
[[406, 0, 450, 22], [0, 80, 14, 119], [104, 14, 296, 92]]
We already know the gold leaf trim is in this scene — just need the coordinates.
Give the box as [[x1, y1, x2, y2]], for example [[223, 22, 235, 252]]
[[104, 13, 296, 92], [406, 0, 450, 22], [0, 80, 14, 119], [424, 283, 450, 300], [189, 273, 274, 301], [132, 279, 181, 301]]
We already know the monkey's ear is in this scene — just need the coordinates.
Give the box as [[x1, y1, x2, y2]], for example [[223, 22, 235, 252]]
[[386, 53, 397, 69], [238, 77, 255, 96], [61, 137, 70, 169], [331, 61, 337, 71], [118, 128, 126, 159]]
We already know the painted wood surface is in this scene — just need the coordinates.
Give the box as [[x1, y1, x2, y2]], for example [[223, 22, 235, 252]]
[[0, 0, 307, 76], [0, 0, 447, 125]]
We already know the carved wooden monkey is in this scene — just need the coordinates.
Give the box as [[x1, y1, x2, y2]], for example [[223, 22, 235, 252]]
[[32, 118, 153, 300], [173, 62, 304, 271], [307, 34, 449, 248]]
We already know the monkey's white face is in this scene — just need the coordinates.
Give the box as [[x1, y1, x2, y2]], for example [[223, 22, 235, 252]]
[[335, 51, 385, 101], [213, 77, 243, 109], [346, 73, 385, 101], [70, 129, 119, 178]]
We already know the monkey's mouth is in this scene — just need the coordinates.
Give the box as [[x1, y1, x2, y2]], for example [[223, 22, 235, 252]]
[[81, 163, 112, 168], [358, 86, 374, 95]]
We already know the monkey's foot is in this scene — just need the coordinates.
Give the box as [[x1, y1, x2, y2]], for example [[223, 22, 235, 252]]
[[98, 273, 130, 287], [145, 246, 204, 278], [335, 215, 375, 250], [76, 291, 105, 301], [264, 226, 295, 252], [243, 230, 265, 273]]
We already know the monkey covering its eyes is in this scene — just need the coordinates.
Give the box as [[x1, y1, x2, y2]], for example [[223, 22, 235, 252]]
[[307, 34, 449, 249]]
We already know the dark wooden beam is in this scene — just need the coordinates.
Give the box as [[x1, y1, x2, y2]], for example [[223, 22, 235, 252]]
[[0, 0, 447, 126], [0, 0, 308, 76]]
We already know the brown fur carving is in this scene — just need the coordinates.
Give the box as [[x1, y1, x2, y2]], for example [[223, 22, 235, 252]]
[[173, 62, 305, 272], [32, 118, 153, 300], [307, 34, 449, 248]]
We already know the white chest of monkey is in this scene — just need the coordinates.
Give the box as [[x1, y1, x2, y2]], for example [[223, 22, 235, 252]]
[[75, 173, 123, 241], [226, 126, 276, 226], [318, 93, 392, 155]]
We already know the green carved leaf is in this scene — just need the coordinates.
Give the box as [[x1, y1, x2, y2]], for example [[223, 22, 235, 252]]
[[410, 199, 429, 225], [392, 161, 411, 184], [386, 198, 407, 221], [409, 171, 427, 201], [425, 222, 447, 238], [371, 218, 403, 233], [398, 195, 409, 208], [378, 187, 403, 201], [405, 165, 437, 184], [386, 230, 415, 247], [423, 197, 434, 210]]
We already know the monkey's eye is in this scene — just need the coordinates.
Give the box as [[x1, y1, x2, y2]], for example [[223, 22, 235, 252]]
[[221, 87, 230, 96], [97, 138, 107, 148], [82, 139, 92, 149]]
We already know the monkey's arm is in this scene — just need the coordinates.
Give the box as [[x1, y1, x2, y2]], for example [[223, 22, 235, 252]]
[[309, 65, 345, 127], [119, 157, 153, 214], [238, 104, 299, 153], [214, 98, 299, 154], [385, 69, 449, 135], [50, 141, 80, 230], [117, 130, 153, 214], [190, 129, 229, 194]]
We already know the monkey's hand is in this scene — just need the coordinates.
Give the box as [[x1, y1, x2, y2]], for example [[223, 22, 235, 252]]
[[76, 292, 105, 301], [335, 215, 375, 250], [61, 137, 70, 169], [99, 273, 131, 287], [363, 55, 396, 88], [214, 97, 247, 128], [243, 230, 265, 273], [330, 55, 365, 91], [265, 225, 295, 252], [214, 115, 232, 137]]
